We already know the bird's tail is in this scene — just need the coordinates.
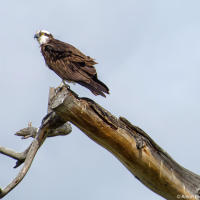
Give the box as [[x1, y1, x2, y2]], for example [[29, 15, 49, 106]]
[[78, 78, 109, 97]]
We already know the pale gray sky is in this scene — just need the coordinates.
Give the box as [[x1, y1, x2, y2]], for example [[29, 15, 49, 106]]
[[1, 1, 200, 199]]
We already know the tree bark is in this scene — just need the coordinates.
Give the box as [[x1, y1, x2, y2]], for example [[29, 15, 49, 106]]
[[1, 86, 200, 200], [0, 88, 72, 198], [50, 86, 200, 200]]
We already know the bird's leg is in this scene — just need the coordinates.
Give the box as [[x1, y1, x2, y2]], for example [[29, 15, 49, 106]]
[[56, 80, 70, 94], [59, 80, 70, 89]]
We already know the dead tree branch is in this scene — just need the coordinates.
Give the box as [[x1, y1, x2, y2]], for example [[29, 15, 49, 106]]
[[0, 146, 29, 163], [0, 88, 72, 198], [49, 86, 200, 200], [1, 86, 200, 200]]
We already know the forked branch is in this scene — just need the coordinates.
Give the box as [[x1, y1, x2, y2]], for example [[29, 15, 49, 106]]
[[1, 86, 200, 200], [0, 88, 72, 198], [49, 86, 200, 200]]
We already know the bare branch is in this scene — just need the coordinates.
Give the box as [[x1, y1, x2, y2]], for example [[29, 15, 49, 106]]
[[1, 85, 199, 199], [15, 122, 71, 139], [0, 123, 47, 198], [0, 146, 28, 162], [0, 121, 71, 169], [49, 86, 200, 200], [0, 87, 72, 199], [15, 125, 38, 139]]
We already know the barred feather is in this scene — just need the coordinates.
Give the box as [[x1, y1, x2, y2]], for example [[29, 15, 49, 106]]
[[40, 38, 109, 97]]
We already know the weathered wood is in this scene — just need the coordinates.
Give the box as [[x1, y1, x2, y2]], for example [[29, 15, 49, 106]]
[[15, 122, 71, 139], [0, 88, 72, 198], [50, 86, 200, 200], [0, 125, 47, 198], [1, 86, 200, 199]]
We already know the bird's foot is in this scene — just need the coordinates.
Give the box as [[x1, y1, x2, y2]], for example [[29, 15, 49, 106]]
[[60, 80, 70, 89], [56, 81, 70, 94]]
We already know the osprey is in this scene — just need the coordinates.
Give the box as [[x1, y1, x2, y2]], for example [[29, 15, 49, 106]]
[[34, 30, 109, 97]]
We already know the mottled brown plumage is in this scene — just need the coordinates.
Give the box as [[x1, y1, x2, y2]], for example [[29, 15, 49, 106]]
[[34, 30, 109, 97]]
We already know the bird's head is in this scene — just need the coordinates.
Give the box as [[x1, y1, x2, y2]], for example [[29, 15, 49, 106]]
[[34, 30, 53, 45]]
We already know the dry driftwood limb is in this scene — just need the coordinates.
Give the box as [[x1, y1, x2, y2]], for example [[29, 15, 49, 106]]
[[0, 118, 48, 198], [0, 88, 72, 199], [15, 122, 38, 139], [15, 122, 71, 139], [0, 121, 71, 165], [0, 146, 29, 163], [1, 85, 200, 199], [49, 86, 200, 200]]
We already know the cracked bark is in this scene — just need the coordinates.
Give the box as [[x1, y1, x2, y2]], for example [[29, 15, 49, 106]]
[[0, 88, 72, 198], [50, 87, 200, 200], [1, 86, 200, 200]]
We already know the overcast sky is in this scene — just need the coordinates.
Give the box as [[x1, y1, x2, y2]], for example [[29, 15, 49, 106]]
[[1, 0, 200, 199]]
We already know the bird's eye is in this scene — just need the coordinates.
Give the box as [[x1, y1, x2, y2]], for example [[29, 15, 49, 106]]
[[44, 33, 49, 36]]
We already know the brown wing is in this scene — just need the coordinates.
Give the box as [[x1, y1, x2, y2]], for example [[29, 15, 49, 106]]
[[41, 39, 109, 97], [41, 39, 97, 79]]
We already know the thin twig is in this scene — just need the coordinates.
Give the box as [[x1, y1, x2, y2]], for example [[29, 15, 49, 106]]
[[0, 87, 72, 198], [0, 126, 47, 198], [0, 146, 27, 162]]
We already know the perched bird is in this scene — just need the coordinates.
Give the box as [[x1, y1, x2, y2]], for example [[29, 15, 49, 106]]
[[34, 30, 109, 97]]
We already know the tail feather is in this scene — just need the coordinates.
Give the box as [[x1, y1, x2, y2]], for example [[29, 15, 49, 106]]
[[93, 76, 109, 94], [78, 78, 109, 97]]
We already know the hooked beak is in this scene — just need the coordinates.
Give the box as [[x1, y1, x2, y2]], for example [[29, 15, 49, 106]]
[[34, 33, 39, 39]]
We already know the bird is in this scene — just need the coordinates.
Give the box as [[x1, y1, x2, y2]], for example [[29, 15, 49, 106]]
[[34, 30, 109, 97]]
